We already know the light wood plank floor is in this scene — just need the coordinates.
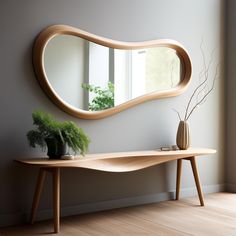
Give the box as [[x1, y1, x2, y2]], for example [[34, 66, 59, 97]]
[[1, 192, 236, 236]]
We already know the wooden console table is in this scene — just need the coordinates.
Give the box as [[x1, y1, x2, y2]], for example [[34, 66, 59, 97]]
[[15, 147, 216, 233]]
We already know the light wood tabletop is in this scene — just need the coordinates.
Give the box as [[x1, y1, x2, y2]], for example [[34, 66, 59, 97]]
[[15, 147, 216, 172], [15, 147, 216, 233]]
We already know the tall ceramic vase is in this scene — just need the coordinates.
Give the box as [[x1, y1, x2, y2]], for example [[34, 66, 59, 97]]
[[176, 120, 190, 150]]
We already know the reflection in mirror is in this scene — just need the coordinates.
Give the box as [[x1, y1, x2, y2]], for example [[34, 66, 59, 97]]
[[44, 35, 182, 111]]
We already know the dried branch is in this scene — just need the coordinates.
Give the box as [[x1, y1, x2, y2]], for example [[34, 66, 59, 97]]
[[196, 83, 208, 106], [184, 43, 216, 120], [173, 42, 218, 122], [172, 108, 182, 121], [184, 43, 207, 120], [186, 63, 219, 121]]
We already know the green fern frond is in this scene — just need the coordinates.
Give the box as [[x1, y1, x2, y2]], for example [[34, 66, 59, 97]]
[[27, 111, 90, 155]]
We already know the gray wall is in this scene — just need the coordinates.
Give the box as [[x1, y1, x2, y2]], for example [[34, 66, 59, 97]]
[[226, 0, 236, 190], [0, 0, 224, 226]]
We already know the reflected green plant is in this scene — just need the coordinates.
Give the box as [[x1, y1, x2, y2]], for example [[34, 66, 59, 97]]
[[82, 82, 114, 111]]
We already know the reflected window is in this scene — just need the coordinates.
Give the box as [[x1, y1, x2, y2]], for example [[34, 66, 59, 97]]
[[114, 48, 181, 106]]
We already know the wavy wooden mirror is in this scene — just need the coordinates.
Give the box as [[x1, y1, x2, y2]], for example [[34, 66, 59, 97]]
[[33, 24, 192, 119]]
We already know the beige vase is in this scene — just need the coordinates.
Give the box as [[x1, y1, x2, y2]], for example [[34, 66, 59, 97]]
[[176, 120, 190, 150]]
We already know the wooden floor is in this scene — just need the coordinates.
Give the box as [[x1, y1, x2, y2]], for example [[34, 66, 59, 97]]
[[1, 192, 236, 236]]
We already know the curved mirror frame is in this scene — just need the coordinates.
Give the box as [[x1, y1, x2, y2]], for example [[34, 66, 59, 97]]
[[33, 24, 192, 119]]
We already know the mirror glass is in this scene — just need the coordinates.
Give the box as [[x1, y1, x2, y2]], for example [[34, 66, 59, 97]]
[[44, 35, 183, 111]]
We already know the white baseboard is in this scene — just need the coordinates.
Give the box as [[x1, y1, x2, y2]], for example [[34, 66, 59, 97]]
[[0, 184, 225, 227], [225, 183, 236, 192]]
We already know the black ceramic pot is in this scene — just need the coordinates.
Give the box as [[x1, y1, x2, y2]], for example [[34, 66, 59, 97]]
[[45, 138, 68, 159]]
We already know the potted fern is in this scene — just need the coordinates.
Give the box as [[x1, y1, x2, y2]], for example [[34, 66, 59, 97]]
[[27, 111, 90, 159]]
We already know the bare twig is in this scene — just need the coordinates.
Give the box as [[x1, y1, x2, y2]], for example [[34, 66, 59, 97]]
[[173, 42, 218, 122], [184, 43, 216, 120], [186, 63, 219, 121], [196, 83, 208, 105], [172, 108, 182, 121], [184, 43, 207, 120]]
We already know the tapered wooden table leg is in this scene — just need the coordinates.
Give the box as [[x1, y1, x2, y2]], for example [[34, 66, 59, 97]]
[[30, 168, 46, 224], [190, 156, 204, 206], [53, 168, 60, 233], [176, 159, 182, 200]]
